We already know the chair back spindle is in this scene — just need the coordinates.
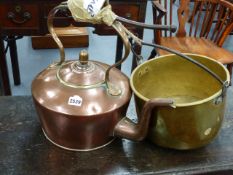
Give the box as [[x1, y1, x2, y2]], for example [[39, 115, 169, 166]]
[[153, 0, 233, 46], [176, 0, 190, 37]]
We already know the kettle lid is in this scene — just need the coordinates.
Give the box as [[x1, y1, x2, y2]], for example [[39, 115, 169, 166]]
[[57, 50, 105, 88]]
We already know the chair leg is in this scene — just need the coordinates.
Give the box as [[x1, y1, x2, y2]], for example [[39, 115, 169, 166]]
[[227, 63, 232, 86]]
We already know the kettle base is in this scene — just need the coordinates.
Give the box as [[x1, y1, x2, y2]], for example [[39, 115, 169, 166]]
[[42, 129, 115, 152]]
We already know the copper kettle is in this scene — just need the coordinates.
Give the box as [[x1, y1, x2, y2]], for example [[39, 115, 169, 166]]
[[31, 5, 173, 151]]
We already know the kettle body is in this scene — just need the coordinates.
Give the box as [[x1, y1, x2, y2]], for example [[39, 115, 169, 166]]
[[32, 59, 131, 151]]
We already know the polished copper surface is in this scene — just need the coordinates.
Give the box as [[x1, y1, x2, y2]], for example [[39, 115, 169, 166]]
[[32, 61, 131, 150], [58, 59, 106, 87], [114, 98, 174, 141], [130, 53, 230, 150], [31, 3, 138, 151], [32, 61, 131, 116]]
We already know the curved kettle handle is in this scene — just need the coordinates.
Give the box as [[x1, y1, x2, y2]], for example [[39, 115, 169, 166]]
[[47, 3, 131, 96], [114, 98, 174, 141], [105, 21, 130, 96], [47, 4, 67, 65]]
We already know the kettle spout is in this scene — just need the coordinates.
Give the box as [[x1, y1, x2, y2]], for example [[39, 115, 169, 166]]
[[114, 98, 174, 141]]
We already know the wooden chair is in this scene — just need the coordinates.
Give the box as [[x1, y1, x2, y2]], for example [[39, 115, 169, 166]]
[[151, 0, 233, 81]]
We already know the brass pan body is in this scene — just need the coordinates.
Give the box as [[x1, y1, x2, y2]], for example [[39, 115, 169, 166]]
[[131, 54, 230, 149]]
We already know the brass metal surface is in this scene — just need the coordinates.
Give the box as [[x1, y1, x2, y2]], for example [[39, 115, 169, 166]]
[[130, 53, 230, 149], [47, 4, 66, 65], [79, 50, 88, 65]]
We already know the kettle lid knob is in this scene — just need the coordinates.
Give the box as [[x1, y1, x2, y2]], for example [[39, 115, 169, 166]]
[[79, 50, 88, 65]]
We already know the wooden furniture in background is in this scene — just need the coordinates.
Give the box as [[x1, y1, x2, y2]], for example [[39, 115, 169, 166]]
[[31, 26, 89, 49], [151, 0, 233, 81], [0, 0, 147, 95]]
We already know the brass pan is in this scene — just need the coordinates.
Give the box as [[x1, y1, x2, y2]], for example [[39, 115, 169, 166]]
[[131, 53, 230, 149]]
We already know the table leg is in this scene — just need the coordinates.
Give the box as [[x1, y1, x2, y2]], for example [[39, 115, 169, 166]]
[[8, 36, 21, 85], [0, 36, 11, 95], [131, 33, 143, 72], [115, 34, 143, 72], [131, 48, 139, 72], [129, 39, 141, 71], [115, 35, 123, 70]]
